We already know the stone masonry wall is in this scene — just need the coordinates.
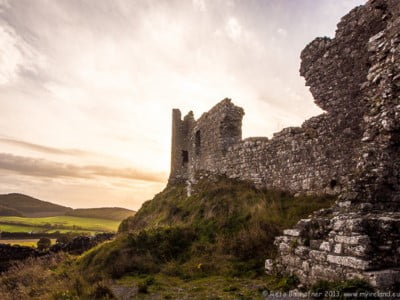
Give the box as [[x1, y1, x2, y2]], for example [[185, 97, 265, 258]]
[[269, 0, 400, 289], [168, 0, 384, 196], [169, 0, 400, 289]]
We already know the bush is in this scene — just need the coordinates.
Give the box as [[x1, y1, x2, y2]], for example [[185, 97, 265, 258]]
[[0, 254, 80, 299], [89, 281, 116, 299], [78, 227, 197, 280], [37, 237, 51, 250]]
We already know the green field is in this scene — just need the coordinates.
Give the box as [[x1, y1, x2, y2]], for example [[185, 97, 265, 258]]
[[0, 224, 44, 232], [0, 216, 120, 233], [0, 239, 56, 247]]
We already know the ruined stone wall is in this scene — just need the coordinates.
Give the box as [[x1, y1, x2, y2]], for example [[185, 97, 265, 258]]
[[169, 86, 364, 196], [169, 101, 362, 197], [168, 0, 398, 200], [167, 0, 400, 288], [269, 0, 400, 289]]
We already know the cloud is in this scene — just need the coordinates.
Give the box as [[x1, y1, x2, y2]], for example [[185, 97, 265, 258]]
[[0, 0, 367, 208], [277, 28, 287, 37], [0, 153, 167, 182], [192, 0, 206, 12], [225, 17, 242, 40], [0, 137, 92, 156], [0, 23, 44, 85]]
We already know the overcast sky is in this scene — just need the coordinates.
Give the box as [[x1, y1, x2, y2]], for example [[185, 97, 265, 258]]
[[0, 0, 366, 210]]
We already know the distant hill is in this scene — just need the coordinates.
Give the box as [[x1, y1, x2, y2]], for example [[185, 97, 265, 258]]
[[0, 193, 135, 221], [0, 193, 72, 217], [0, 205, 24, 217], [65, 207, 135, 221]]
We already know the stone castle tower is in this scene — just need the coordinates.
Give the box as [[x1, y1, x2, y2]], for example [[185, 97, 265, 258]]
[[169, 99, 244, 185]]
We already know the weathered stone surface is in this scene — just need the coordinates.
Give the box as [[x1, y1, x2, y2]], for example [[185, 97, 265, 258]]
[[364, 269, 400, 288], [334, 235, 370, 245], [327, 255, 370, 270], [166, 0, 400, 290], [268, 0, 400, 290], [283, 229, 301, 237]]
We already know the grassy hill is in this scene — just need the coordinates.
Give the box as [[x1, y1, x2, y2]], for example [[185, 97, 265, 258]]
[[0, 177, 372, 299], [65, 207, 135, 221], [79, 176, 336, 281], [0, 205, 24, 217], [0, 193, 72, 217]]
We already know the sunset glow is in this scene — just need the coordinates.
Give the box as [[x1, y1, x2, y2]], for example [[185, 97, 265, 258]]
[[0, 0, 366, 210]]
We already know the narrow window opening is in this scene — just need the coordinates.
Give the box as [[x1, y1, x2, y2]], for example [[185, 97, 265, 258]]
[[195, 130, 201, 156], [329, 179, 337, 189], [182, 150, 189, 165]]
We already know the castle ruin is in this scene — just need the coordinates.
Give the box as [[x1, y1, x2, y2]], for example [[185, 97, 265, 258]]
[[169, 0, 400, 289]]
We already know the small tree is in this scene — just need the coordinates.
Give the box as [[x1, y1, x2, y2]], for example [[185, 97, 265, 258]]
[[37, 237, 51, 250], [56, 234, 71, 245]]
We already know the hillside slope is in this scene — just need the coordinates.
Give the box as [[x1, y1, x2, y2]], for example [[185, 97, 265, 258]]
[[80, 176, 335, 280], [0, 193, 72, 217], [0, 205, 24, 217], [66, 207, 135, 221]]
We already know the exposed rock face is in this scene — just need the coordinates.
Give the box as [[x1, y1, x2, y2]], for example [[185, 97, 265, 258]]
[[168, 0, 400, 289], [271, 0, 400, 289]]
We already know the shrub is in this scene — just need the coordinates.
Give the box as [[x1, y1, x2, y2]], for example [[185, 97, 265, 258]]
[[37, 237, 51, 250]]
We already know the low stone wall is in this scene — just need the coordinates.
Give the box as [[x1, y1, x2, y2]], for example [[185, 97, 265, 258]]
[[268, 207, 400, 289]]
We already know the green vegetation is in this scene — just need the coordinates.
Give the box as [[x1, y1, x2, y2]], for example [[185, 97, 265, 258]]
[[0, 193, 72, 217], [0, 177, 339, 298], [81, 176, 335, 282], [0, 205, 24, 217], [0, 224, 45, 232], [65, 207, 135, 221], [0, 216, 120, 233], [37, 237, 51, 250], [0, 239, 56, 247], [120, 177, 335, 233], [311, 279, 377, 299]]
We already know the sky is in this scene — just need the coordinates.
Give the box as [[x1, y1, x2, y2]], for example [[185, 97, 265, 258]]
[[0, 0, 366, 210]]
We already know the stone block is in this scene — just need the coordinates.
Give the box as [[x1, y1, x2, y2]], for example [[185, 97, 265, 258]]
[[283, 229, 301, 237], [327, 255, 369, 270], [363, 269, 400, 288], [319, 241, 332, 252], [309, 250, 327, 262], [294, 246, 310, 257], [334, 235, 370, 245], [265, 259, 274, 275], [310, 240, 322, 250], [334, 243, 343, 254]]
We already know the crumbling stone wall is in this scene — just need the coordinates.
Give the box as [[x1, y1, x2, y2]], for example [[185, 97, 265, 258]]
[[169, 96, 363, 195], [269, 0, 400, 289], [168, 0, 384, 195], [168, 0, 400, 289]]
